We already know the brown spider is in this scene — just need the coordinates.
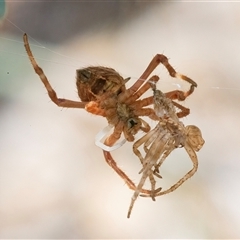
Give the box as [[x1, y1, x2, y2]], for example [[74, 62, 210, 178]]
[[23, 33, 197, 195], [126, 82, 205, 218]]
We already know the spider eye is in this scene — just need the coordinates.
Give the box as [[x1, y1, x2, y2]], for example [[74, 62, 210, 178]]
[[77, 69, 92, 82], [127, 118, 138, 128]]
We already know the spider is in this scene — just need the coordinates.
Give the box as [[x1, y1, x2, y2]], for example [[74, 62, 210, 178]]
[[127, 82, 205, 218], [23, 33, 197, 195]]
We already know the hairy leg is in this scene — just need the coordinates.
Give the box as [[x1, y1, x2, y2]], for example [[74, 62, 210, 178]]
[[23, 34, 86, 108], [120, 54, 197, 102]]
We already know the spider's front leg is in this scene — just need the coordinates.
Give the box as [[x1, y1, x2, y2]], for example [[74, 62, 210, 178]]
[[23, 34, 87, 109]]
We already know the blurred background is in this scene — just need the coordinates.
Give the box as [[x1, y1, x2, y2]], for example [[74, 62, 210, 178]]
[[1, 0, 240, 238]]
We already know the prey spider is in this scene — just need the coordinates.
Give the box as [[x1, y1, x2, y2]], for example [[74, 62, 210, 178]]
[[23, 33, 197, 195], [126, 82, 205, 218]]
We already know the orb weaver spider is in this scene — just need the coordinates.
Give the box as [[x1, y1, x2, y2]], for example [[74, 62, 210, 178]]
[[23, 33, 197, 196]]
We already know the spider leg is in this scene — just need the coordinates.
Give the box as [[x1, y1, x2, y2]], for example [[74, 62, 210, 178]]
[[95, 125, 127, 151], [139, 118, 151, 132], [153, 140, 174, 178], [119, 54, 197, 102], [133, 107, 158, 121], [140, 142, 198, 198], [141, 132, 165, 190], [138, 128, 168, 175], [103, 151, 160, 196], [128, 135, 167, 218], [161, 84, 194, 118], [132, 90, 191, 120], [134, 96, 153, 107], [130, 94, 160, 120], [148, 172, 157, 199], [102, 122, 162, 196], [127, 168, 158, 218], [140, 125, 204, 199], [133, 129, 157, 165], [165, 84, 195, 101], [104, 121, 124, 146], [128, 129, 172, 218], [133, 129, 161, 195], [102, 124, 163, 206], [172, 101, 190, 118], [125, 75, 159, 104], [23, 34, 86, 109]]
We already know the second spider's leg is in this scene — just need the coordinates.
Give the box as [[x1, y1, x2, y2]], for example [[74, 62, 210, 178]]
[[136, 124, 166, 174], [127, 168, 155, 218], [141, 142, 198, 198], [127, 160, 163, 218], [132, 129, 157, 165], [128, 131, 170, 218], [23, 34, 87, 109], [153, 141, 173, 178], [141, 125, 205, 198], [133, 128, 163, 197]]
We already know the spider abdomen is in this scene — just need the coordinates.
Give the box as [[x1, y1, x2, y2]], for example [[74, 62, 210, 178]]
[[76, 66, 126, 102]]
